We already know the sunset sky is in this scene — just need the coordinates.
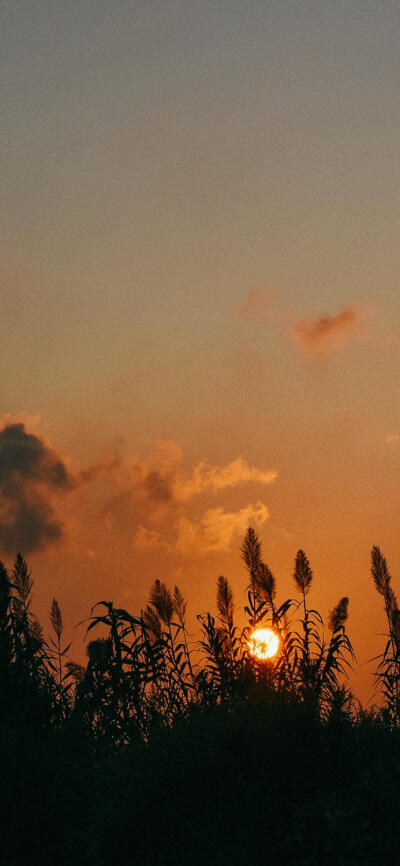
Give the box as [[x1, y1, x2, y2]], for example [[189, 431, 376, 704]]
[[2, 0, 400, 701]]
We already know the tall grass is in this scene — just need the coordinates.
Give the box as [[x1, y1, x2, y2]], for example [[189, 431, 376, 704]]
[[1, 535, 400, 864], [2, 533, 400, 737], [0, 529, 361, 743]]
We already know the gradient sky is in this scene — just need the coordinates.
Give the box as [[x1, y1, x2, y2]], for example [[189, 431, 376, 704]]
[[2, 0, 400, 702]]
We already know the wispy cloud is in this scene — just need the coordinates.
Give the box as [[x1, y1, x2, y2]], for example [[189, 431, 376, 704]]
[[101, 444, 276, 513], [291, 307, 358, 356], [176, 457, 277, 501], [176, 502, 269, 557]]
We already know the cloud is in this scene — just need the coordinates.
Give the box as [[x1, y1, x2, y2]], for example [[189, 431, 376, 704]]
[[95, 442, 277, 557], [239, 291, 374, 358], [0, 422, 73, 555], [102, 443, 276, 518], [131, 445, 276, 505], [131, 440, 183, 506], [291, 307, 358, 356], [10, 432, 276, 560], [176, 502, 269, 557], [176, 457, 277, 501]]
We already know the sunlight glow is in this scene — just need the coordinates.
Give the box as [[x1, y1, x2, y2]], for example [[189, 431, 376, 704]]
[[248, 628, 280, 661]]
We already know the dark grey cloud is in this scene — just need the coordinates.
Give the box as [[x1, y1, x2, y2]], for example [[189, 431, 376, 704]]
[[0, 423, 73, 555]]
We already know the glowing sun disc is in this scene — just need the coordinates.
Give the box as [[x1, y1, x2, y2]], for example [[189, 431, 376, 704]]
[[249, 628, 279, 660]]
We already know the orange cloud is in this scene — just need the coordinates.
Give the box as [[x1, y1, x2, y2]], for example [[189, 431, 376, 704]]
[[102, 445, 276, 512], [176, 457, 277, 501], [176, 502, 269, 557], [239, 292, 375, 359], [291, 307, 358, 356], [102, 447, 276, 555]]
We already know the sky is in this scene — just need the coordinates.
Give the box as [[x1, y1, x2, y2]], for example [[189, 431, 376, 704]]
[[2, 0, 400, 702]]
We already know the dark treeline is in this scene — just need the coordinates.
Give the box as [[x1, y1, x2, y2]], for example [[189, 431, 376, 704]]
[[1, 531, 400, 865]]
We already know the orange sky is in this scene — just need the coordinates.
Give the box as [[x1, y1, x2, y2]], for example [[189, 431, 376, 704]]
[[2, 1, 400, 703]]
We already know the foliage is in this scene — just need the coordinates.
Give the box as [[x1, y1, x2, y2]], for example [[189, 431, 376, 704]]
[[1, 535, 400, 863], [0, 533, 358, 736]]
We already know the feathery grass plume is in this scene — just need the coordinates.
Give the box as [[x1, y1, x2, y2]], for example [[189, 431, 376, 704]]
[[215, 575, 240, 674], [12, 553, 33, 614], [256, 563, 276, 605], [328, 597, 349, 632], [241, 527, 263, 624], [147, 581, 193, 714], [143, 604, 162, 641], [292, 550, 314, 694], [173, 586, 187, 627], [371, 545, 391, 595], [293, 550, 313, 597], [50, 598, 63, 641], [49, 598, 67, 708], [172, 585, 194, 683], [149, 579, 174, 625], [241, 527, 262, 573], [371, 546, 399, 626], [217, 576, 234, 628]]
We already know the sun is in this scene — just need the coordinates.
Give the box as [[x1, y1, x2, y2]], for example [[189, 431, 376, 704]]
[[248, 627, 280, 660]]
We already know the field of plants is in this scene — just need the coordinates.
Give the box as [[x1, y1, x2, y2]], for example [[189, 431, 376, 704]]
[[1, 530, 399, 865]]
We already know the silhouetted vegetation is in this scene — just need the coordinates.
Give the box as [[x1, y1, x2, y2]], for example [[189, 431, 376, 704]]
[[1, 531, 400, 864]]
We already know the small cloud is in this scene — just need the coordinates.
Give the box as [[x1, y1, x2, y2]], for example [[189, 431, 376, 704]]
[[291, 307, 358, 357], [385, 434, 400, 446], [176, 501, 269, 557]]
